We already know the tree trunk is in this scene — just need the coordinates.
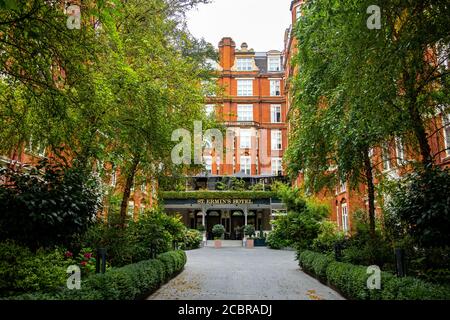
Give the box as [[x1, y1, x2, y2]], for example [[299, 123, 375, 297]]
[[408, 99, 433, 167], [119, 156, 140, 227], [363, 148, 376, 239]]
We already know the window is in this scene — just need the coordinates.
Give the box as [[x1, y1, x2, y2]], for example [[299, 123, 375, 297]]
[[141, 183, 146, 193], [237, 105, 253, 121], [336, 204, 340, 228], [395, 137, 406, 165], [271, 158, 283, 176], [240, 129, 252, 149], [268, 56, 281, 72], [270, 80, 281, 96], [271, 130, 282, 150], [271, 105, 282, 123], [341, 202, 349, 232], [128, 201, 134, 217], [110, 170, 117, 187], [339, 180, 347, 193], [382, 143, 392, 171], [295, 5, 301, 20], [236, 58, 253, 71], [26, 137, 46, 157], [203, 156, 212, 174], [444, 112, 450, 157], [140, 205, 145, 215], [237, 79, 253, 96], [240, 156, 251, 175], [205, 104, 214, 116]]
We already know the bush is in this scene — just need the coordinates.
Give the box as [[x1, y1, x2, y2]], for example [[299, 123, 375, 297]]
[[387, 166, 450, 248], [266, 231, 291, 250], [243, 225, 255, 238], [0, 160, 102, 249], [3, 250, 187, 300], [181, 229, 202, 250], [212, 224, 225, 239], [298, 250, 334, 281], [297, 250, 450, 300], [312, 221, 346, 254], [80, 210, 184, 267], [0, 241, 73, 296]]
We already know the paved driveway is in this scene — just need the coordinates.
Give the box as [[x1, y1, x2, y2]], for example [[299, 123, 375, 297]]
[[148, 247, 344, 300]]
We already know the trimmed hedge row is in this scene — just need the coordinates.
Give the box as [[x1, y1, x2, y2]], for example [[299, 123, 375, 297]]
[[2, 250, 186, 300], [160, 191, 278, 200], [298, 250, 450, 300]]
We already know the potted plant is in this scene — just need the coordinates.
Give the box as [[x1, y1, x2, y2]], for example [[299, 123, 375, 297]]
[[244, 225, 255, 248], [212, 224, 225, 248]]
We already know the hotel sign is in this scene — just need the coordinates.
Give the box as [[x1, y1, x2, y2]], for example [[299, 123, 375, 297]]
[[197, 199, 253, 205]]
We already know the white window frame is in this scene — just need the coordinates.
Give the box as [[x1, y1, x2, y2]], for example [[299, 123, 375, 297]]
[[339, 180, 347, 193], [236, 58, 253, 71], [271, 130, 282, 150], [295, 5, 301, 20], [341, 202, 349, 233], [268, 56, 281, 72], [203, 156, 213, 174], [237, 79, 253, 96], [443, 112, 450, 157], [128, 201, 135, 217], [205, 104, 214, 117], [240, 129, 252, 149], [271, 158, 283, 176], [240, 156, 251, 175], [271, 105, 282, 123], [110, 170, 117, 187], [270, 79, 281, 96], [382, 143, 392, 171], [395, 137, 406, 165], [237, 105, 253, 122]]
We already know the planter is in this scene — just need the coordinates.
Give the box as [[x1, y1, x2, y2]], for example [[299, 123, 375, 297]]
[[254, 238, 266, 247], [214, 240, 222, 248], [246, 239, 254, 248]]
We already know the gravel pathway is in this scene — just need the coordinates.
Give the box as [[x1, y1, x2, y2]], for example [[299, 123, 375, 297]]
[[148, 247, 344, 300]]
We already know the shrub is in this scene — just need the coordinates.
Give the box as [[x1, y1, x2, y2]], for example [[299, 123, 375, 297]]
[[298, 250, 334, 281], [181, 229, 202, 250], [0, 241, 73, 296], [297, 250, 450, 300], [2, 250, 187, 300], [266, 229, 291, 249], [312, 221, 346, 254], [387, 166, 450, 248], [212, 224, 225, 239], [0, 160, 102, 249], [80, 210, 184, 267], [243, 225, 255, 238]]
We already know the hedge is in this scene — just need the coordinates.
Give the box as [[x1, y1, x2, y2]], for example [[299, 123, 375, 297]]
[[160, 191, 278, 200], [2, 250, 186, 300], [298, 250, 450, 300]]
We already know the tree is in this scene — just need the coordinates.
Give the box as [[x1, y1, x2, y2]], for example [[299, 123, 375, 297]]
[[286, 0, 450, 237]]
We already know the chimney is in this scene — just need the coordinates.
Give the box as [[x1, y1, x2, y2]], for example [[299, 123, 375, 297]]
[[218, 37, 236, 71]]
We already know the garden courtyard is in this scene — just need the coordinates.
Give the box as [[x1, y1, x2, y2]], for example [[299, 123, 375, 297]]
[[148, 246, 344, 300]]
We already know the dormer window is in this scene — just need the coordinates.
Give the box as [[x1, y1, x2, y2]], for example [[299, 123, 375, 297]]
[[268, 56, 281, 72], [236, 58, 253, 71]]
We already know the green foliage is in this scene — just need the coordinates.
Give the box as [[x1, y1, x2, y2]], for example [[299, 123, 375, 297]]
[[180, 229, 202, 250], [0, 160, 102, 249], [298, 250, 450, 300], [160, 191, 278, 200], [387, 167, 450, 248], [0, 242, 73, 296], [212, 224, 225, 239], [3, 250, 187, 300], [80, 210, 185, 267], [243, 225, 255, 238], [312, 221, 346, 254]]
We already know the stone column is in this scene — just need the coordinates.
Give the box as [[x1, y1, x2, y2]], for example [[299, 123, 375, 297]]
[[202, 205, 207, 245], [244, 206, 248, 226]]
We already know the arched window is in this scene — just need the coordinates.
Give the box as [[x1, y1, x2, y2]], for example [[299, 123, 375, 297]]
[[341, 200, 349, 233]]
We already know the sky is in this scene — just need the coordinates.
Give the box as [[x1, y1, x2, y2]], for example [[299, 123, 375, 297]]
[[186, 0, 294, 52]]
